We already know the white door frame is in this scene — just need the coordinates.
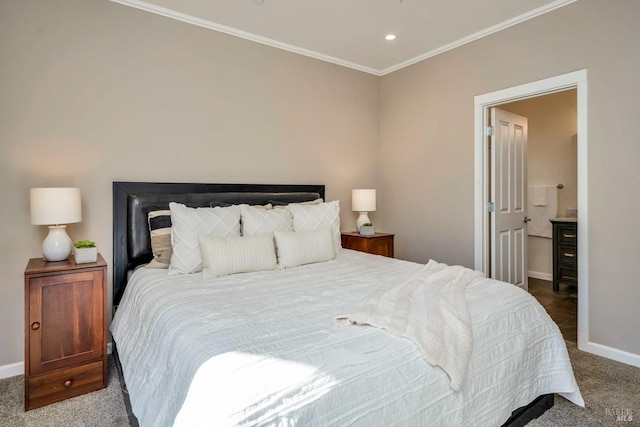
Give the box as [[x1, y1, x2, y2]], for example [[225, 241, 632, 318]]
[[473, 69, 589, 350]]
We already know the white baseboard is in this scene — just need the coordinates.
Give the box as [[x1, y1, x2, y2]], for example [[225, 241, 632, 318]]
[[528, 271, 553, 281], [0, 361, 23, 379], [580, 340, 640, 368]]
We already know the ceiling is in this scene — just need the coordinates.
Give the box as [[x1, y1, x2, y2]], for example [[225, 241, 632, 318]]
[[111, 0, 576, 75]]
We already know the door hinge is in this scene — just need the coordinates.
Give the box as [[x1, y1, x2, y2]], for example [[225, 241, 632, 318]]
[[487, 202, 495, 212], [487, 125, 495, 136]]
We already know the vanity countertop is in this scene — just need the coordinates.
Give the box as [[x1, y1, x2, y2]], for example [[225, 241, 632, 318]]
[[550, 217, 577, 223]]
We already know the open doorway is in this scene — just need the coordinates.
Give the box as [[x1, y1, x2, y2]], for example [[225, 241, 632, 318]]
[[495, 89, 578, 342], [473, 69, 588, 351]]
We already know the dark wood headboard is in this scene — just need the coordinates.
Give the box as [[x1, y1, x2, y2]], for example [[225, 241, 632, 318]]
[[112, 182, 325, 305]]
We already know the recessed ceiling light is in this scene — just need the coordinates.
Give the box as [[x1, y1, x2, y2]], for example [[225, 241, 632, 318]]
[[385, 34, 396, 41]]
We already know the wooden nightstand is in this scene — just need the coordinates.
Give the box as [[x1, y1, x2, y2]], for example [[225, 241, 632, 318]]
[[341, 232, 394, 258], [24, 254, 107, 410]]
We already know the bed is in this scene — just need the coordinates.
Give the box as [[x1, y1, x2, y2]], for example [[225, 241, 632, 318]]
[[110, 181, 583, 427]]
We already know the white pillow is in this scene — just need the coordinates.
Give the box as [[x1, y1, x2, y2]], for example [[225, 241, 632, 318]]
[[289, 200, 341, 254], [240, 204, 293, 236], [274, 229, 335, 268], [199, 233, 278, 278], [168, 203, 241, 275]]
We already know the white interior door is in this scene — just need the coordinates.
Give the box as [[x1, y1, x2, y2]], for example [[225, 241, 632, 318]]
[[491, 107, 528, 289]]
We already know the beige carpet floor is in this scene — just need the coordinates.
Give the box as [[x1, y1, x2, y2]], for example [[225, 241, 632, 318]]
[[526, 341, 639, 426], [0, 357, 129, 427], [0, 344, 638, 426]]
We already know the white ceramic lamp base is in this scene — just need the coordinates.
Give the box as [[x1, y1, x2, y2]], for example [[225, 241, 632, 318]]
[[42, 225, 73, 262], [356, 212, 371, 233]]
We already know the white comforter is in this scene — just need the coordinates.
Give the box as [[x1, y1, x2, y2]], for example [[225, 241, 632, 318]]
[[111, 250, 583, 427]]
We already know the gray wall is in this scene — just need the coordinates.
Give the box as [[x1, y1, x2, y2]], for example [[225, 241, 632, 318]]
[[0, 0, 379, 366], [379, 0, 640, 355]]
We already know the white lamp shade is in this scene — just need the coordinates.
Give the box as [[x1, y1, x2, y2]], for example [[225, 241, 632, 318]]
[[30, 187, 82, 225], [352, 189, 376, 212]]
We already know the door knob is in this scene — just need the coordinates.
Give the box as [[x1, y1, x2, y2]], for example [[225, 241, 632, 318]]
[[524, 216, 532, 223]]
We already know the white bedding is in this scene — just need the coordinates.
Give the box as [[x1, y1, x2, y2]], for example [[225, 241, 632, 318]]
[[336, 259, 484, 391], [110, 250, 583, 427]]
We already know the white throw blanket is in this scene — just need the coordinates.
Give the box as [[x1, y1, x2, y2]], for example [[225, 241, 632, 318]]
[[336, 259, 484, 391]]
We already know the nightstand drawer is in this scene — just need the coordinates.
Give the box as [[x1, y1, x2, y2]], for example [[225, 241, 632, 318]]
[[27, 360, 104, 410], [341, 232, 394, 258], [558, 227, 577, 246], [558, 265, 578, 284], [365, 237, 393, 257], [558, 246, 577, 265]]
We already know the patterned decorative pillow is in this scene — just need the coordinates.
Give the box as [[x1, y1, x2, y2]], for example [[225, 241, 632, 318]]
[[168, 203, 241, 275], [274, 229, 335, 268], [289, 200, 341, 254], [147, 210, 172, 269], [240, 204, 293, 236], [199, 233, 278, 278]]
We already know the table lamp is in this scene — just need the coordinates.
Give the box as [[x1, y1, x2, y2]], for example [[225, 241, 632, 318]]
[[352, 189, 376, 233], [30, 187, 82, 261]]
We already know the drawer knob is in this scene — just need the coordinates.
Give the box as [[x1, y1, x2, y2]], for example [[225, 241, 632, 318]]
[[64, 379, 73, 388], [30, 322, 40, 331]]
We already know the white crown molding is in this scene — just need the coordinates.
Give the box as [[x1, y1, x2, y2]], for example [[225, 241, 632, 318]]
[[110, 0, 577, 76], [379, 0, 578, 75], [109, 0, 381, 75]]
